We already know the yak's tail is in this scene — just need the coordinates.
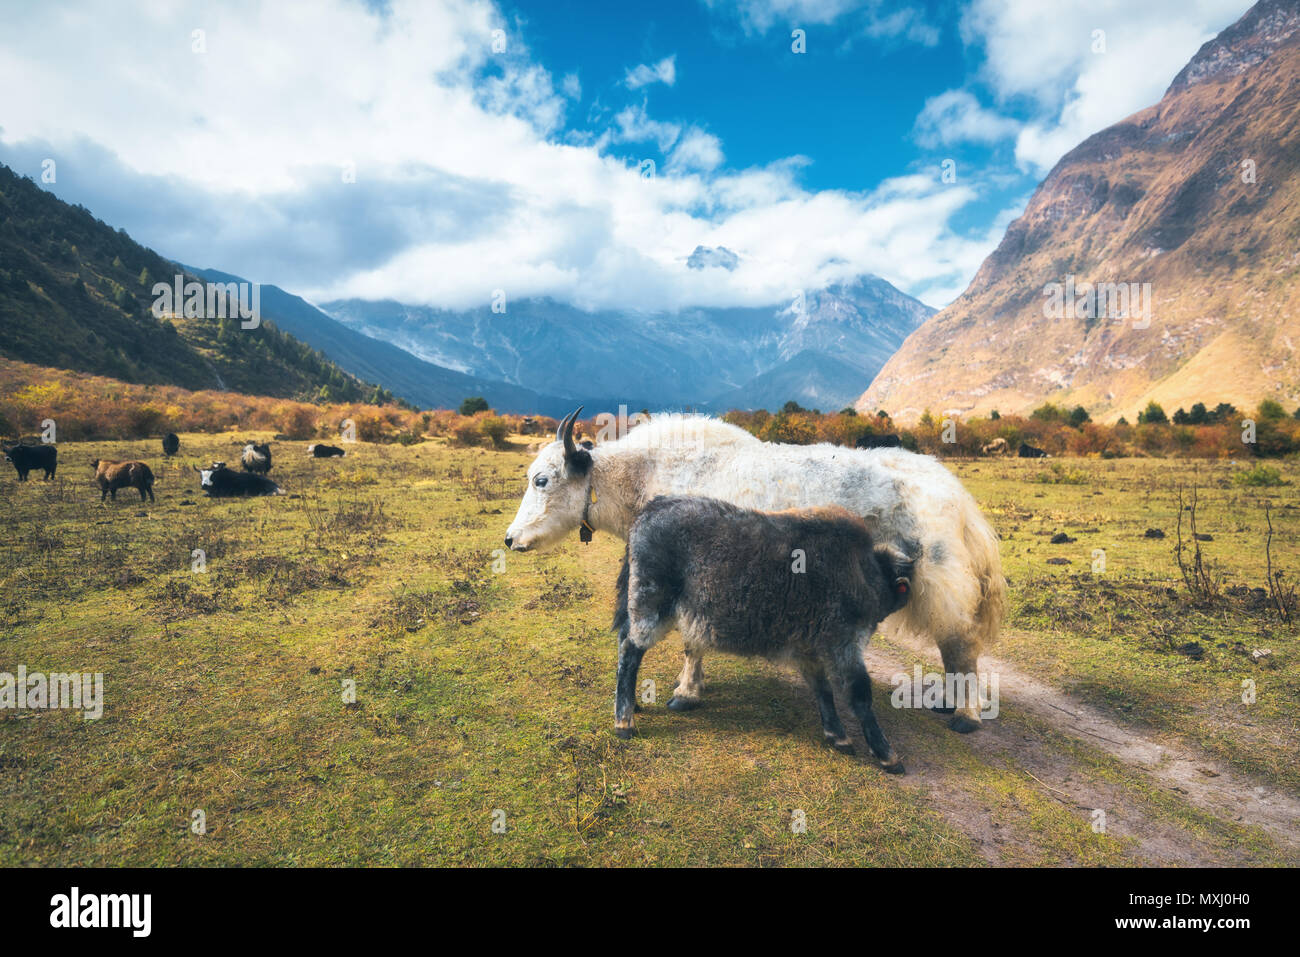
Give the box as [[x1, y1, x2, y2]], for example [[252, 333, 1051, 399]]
[[894, 490, 1006, 655], [964, 501, 1006, 652]]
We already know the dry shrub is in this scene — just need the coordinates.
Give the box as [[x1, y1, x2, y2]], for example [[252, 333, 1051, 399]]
[[480, 415, 510, 448], [451, 422, 482, 447]]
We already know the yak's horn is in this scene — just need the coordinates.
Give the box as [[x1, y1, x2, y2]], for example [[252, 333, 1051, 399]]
[[554, 409, 574, 445], [558, 406, 583, 458]]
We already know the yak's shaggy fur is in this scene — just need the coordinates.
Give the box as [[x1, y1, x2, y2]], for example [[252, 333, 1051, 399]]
[[506, 412, 1007, 730], [613, 496, 913, 771], [241, 442, 272, 474], [92, 459, 155, 502]]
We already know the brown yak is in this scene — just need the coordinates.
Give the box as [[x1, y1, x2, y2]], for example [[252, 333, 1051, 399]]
[[91, 459, 156, 502]]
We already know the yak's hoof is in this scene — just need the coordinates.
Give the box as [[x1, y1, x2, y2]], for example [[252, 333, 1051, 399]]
[[666, 696, 701, 712], [614, 726, 637, 739], [881, 761, 906, 775], [826, 738, 855, 755], [948, 714, 981, 734]]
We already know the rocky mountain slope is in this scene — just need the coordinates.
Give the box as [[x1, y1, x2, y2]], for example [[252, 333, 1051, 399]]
[[186, 268, 615, 416], [323, 275, 933, 412], [860, 0, 1300, 422]]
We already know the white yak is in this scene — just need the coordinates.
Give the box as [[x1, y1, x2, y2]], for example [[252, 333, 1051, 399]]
[[505, 410, 1006, 732]]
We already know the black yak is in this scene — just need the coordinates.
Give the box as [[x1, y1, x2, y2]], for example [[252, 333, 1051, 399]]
[[611, 495, 914, 773], [306, 444, 346, 458], [196, 462, 282, 497], [3, 443, 57, 481], [855, 433, 902, 449]]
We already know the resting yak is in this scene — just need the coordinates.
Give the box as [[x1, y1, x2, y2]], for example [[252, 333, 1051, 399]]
[[195, 462, 282, 497], [306, 444, 346, 458], [505, 410, 1006, 732]]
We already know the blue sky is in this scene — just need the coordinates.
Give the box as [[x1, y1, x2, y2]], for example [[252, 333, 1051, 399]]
[[0, 0, 1253, 311], [517, 0, 972, 190], [506, 0, 1017, 240]]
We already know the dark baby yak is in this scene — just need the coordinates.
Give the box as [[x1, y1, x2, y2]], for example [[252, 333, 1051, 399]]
[[162, 433, 180, 457], [613, 495, 914, 773], [3, 443, 57, 480]]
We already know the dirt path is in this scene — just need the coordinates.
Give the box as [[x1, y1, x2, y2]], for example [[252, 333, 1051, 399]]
[[843, 634, 1300, 865]]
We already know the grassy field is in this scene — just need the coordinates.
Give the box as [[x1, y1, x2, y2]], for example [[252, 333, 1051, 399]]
[[1, 434, 1297, 866]]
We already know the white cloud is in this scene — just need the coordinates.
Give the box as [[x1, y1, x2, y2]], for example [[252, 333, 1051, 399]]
[[857, 7, 940, 47], [624, 55, 677, 89], [706, 0, 866, 32], [610, 104, 682, 153], [706, 0, 938, 45], [667, 128, 724, 173], [913, 90, 1020, 148], [561, 72, 581, 100], [960, 0, 1253, 173], [0, 0, 1005, 314]]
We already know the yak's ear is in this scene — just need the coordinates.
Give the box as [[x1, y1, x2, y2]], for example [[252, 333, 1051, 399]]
[[565, 448, 593, 476], [559, 406, 591, 475], [874, 543, 914, 608]]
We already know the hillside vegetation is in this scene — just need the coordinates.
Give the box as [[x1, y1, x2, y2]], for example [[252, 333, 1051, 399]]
[[0, 356, 548, 447], [0, 164, 381, 403], [6, 355, 1300, 461]]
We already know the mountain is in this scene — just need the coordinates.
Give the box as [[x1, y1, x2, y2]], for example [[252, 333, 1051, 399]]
[[322, 275, 932, 412], [859, 0, 1300, 423], [709, 350, 869, 412], [185, 267, 607, 416], [0, 163, 379, 403]]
